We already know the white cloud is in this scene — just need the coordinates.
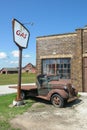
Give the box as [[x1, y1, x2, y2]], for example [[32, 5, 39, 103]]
[[11, 50, 30, 58], [23, 54, 31, 58], [11, 50, 19, 57], [0, 52, 7, 59], [10, 60, 18, 64]]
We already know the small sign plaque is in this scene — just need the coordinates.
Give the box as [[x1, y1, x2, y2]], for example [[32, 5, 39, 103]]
[[12, 19, 30, 48]]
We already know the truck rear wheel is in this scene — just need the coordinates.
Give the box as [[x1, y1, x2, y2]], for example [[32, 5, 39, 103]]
[[51, 94, 64, 108]]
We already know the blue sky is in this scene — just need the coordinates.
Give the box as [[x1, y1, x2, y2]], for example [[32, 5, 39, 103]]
[[0, 0, 87, 69]]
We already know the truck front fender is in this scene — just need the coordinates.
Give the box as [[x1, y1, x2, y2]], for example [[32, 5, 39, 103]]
[[47, 89, 69, 100]]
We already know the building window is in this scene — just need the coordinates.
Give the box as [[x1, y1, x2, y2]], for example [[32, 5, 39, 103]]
[[42, 58, 71, 79]]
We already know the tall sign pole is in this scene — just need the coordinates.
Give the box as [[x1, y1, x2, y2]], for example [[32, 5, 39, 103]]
[[18, 47, 22, 100], [12, 19, 30, 103]]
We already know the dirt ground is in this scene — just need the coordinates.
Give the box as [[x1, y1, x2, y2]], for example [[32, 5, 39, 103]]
[[10, 93, 87, 130]]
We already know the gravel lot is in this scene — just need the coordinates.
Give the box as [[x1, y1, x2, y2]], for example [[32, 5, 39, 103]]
[[10, 93, 87, 130]]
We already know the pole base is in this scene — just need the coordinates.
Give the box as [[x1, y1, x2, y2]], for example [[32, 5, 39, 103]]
[[13, 99, 24, 106]]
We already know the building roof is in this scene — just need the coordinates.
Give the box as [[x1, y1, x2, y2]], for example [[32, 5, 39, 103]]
[[0, 68, 18, 72], [23, 63, 36, 69], [36, 32, 76, 39]]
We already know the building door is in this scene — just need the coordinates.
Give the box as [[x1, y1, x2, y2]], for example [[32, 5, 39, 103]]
[[83, 57, 87, 92]]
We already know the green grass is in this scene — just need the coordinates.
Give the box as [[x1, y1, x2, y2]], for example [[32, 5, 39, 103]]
[[0, 73, 36, 85], [0, 73, 36, 129], [0, 93, 36, 130]]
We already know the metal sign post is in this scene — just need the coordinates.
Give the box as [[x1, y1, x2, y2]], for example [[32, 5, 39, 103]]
[[12, 19, 30, 104], [17, 47, 22, 100]]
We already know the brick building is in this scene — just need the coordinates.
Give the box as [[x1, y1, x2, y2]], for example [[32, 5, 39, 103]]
[[22, 63, 36, 73], [36, 27, 87, 92], [0, 68, 18, 74], [0, 63, 36, 74]]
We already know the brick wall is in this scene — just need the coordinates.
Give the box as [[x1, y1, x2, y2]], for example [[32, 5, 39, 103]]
[[36, 29, 86, 91]]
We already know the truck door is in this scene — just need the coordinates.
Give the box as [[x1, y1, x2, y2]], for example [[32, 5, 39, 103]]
[[37, 75, 49, 96]]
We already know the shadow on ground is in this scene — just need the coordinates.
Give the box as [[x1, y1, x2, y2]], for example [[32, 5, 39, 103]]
[[27, 96, 52, 105], [25, 96, 82, 108], [65, 98, 82, 108]]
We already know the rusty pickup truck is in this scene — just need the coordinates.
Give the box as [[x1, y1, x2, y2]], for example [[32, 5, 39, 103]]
[[10, 74, 78, 108]]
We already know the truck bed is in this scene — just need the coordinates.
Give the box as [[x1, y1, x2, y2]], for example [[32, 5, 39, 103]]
[[9, 85, 49, 100], [9, 84, 37, 90]]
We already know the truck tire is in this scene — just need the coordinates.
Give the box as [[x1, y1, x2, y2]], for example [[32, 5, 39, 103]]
[[21, 91, 26, 100], [51, 94, 64, 108]]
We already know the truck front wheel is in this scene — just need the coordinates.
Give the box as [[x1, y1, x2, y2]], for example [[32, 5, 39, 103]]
[[51, 94, 64, 108]]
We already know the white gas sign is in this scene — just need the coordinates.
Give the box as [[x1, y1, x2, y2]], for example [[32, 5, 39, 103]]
[[12, 19, 30, 48]]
